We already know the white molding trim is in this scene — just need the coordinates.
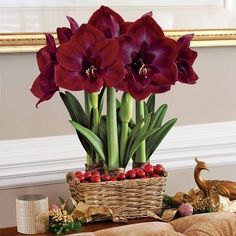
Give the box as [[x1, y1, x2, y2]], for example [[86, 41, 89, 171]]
[[1, 120, 236, 189], [0, 0, 224, 8]]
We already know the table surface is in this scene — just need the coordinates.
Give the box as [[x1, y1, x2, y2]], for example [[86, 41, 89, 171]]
[[0, 218, 156, 236]]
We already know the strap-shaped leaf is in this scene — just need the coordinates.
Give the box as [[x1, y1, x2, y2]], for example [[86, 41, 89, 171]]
[[149, 104, 168, 130], [116, 98, 121, 109], [123, 114, 151, 167], [127, 128, 160, 164], [129, 118, 135, 129], [64, 91, 88, 127], [147, 94, 155, 113], [60, 92, 92, 156], [146, 118, 177, 160], [98, 87, 106, 116], [70, 120, 106, 162], [99, 116, 108, 162]]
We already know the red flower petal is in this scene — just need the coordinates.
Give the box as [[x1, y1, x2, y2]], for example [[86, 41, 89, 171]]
[[70, 24, 105, 52], [93, 38, 119, 68], [55, 64, 86, 91], [84, 77, 104, 93], [127, 75, 152, 100], [31, 62, 58, 107], [57, 27, 73, 44], [127, 15, 164, 46], [37, 34, 56, 71], [88, 6, 124, 38], [100, 59, 124, 87], [57, 42, 86, 72], [66, 16, 79, 33]]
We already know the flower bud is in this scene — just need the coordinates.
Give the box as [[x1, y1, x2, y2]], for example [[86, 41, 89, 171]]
[[119, 92, 133, 123], [88, 93, 98, 109]]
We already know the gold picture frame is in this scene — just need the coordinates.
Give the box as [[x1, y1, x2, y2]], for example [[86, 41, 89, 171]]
[[1, 29, 236, 53]]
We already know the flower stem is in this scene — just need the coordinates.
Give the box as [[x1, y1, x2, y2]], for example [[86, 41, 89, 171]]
[[89, 93, 101, 164], [135, 100, 146, 163], [120, 122, 128, 167], [84, 92, 93, 166], [119, 92, 133, 167], [107, 88, 119, 170]]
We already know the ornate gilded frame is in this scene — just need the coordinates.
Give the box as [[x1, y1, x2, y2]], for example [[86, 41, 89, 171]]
[[1, 29, 236, 53]]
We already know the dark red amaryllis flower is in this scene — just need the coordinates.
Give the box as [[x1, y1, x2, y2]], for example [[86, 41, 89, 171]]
[[55, 24, 124, 93], [57, 16, 79, 44], [176, 34, 198, 84], [30, 33, 59, 107], [117, 15, 178, 100], [88, 5, 127, 38]]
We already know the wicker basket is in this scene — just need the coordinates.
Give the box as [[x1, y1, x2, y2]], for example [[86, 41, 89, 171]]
[[67, 172, 167, 222]]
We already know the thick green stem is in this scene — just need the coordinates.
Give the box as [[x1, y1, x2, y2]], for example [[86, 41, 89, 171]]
[[135, 100, 146, 163], [84, 92, 93, 166], [107, 88, 119, 170], [119, 92, 133, 167], [120, 122, 128, 167], [89, 93, 101, 164]]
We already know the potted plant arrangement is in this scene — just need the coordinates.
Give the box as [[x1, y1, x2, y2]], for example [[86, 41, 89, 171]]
[[31, 6, 198, 221]]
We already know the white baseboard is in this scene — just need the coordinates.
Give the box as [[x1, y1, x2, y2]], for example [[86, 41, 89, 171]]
[[1, 120, 236, 189]]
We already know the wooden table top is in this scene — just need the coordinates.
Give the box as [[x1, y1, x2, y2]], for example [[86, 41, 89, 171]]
[[0, 218, 156, 236]]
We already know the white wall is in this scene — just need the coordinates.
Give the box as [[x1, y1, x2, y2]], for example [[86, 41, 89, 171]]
[[1, 47, 236, 140]]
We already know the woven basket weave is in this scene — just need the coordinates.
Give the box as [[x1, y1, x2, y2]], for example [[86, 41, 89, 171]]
[[67, 172, 167, 222]]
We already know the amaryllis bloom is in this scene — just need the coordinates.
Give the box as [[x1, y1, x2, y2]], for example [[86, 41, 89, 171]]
[[57, 16, 79, 44], [176, 34, 198, 84], [30, 33, 59, 107], [117, 15, 178, 100], [56, 24, 124, 93], [88, 5, 126, 38]]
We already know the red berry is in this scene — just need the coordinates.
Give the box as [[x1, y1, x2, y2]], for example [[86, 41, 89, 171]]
[[101, 174, 111, 181], [91, 170, 100, 176], [116, 173, 126, 180], [75, 171, 83, 178], [126, 170, 136, 179], [143, 164, 154, 177], [136, 169, 145, 178], [90, 175, 101, 183], [78, 175, 85, 183], [110, 177, 116, 181], [84, 171, 92, 180], [132, 168, 142, 173], [153, 173, 160, 178], [154, 164, 165, 175]]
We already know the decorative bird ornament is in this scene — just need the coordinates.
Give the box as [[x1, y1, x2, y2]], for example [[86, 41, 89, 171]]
[[194, 157, 236, 200]]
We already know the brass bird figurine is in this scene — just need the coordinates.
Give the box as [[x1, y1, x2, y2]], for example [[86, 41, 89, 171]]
[[194, 157, 236, 200]]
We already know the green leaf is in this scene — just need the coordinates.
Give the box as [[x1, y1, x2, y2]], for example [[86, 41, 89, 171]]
[[116, 98, 121, 109], [70, 120, 106, 162], [98, 116, 108, 159], [149, 104, 168, 130], [128, 127, 160, 163], [146, 118, 177, 160], [60, 92, 92, 156], [64, 91, 88, 127], [98, 88, 106, 116], [129, 118, 135, 129], [147, 94, 155, 113], [123, 114, 151, 167]]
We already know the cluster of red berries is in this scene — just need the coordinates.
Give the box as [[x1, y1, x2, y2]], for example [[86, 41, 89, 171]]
[[74, 164, 166, 183]]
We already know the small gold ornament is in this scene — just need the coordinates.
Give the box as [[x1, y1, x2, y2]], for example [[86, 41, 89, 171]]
[[194, 157, 236, 200]]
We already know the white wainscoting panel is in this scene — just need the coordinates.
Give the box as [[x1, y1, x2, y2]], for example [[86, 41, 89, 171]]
[[0, 120, 236, 189]]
